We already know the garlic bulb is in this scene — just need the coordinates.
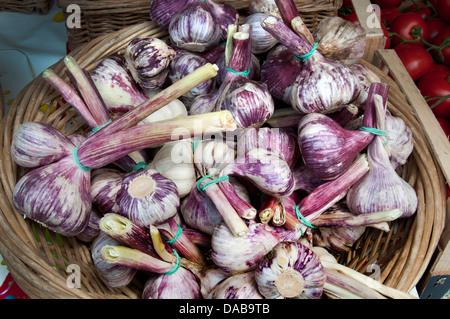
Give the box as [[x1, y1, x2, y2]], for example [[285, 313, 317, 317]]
[[91, 232, 137, 288], [11, 122, 73, 168], [208, 271, 264, 299], [150, 0, 189, 31], [138, 97, 187, 125], [90, 168, 123, 215], [168, 51, 216, 107], [91, 56, 147, 113], [255, 241, 326, 299], [211, 220, 282, 273], [244, 13, 278, 54], [313, 16, 366, 65], [260, 44, 303, 105], [124, 37, 176, 91], [76, 208, 102, 243], [117, 168, 180, 227], [193, 139, 236, 177], [220, 148, 295, 198], [384, 110, 413, 169], [13, 156, 91, 236], [169, 0, 221, 52], [149, 140, 196, 197], [261, 16, 360, 114], [237, 127, 300, 169], [180, 183, 223, 235], [313, 224, 366, 255], [142, 267, 202, 299], [249, 0, 281, 18], [213, 25, 274, 129], [346, 93, 418, 218]]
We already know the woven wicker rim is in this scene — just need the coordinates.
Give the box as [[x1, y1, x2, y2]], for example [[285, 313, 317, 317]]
[[0, 21, 446, 299]]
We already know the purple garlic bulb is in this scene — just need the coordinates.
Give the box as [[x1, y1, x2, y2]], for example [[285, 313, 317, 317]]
[[237, 127, 300, 169], [76, 208, 102, 243], [214, 25, 274, 129], [255, 241, 326, 299], [244, 13, 278, 54], [11, 122, 74, 168], [261, 16, 360, 114], [150, 0, 189, 30], [220, 148, 295, 198], [124, 37, 176, 91], [349, 63, 382, 106], [117, 168, 180, 227], [169, 0, 221, 52], [208, 271, 264, 299], [211, 220, 283, 273], [168, 51, 216, 107], [91, 232, 137, 288], [142, 267, 202, 299], [90, 168, 123, 215], [91, 56, 147, 113], [384, 110, 413, 169], [12, 156, 91, 236]]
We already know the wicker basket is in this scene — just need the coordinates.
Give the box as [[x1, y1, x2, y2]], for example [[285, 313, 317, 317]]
[[0, 0, 53, 14], [0, 20, 446, 299], [58, 0, 342, 51]]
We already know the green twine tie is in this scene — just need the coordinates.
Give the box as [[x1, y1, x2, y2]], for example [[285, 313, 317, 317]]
[[294, 42, 318, 62], [132, 162, 148, 171], [197, 175, 230, 193], [295, 205, 316, 236], [166, 224, 183, 244], [163, 249, 181, 275], [72, 146, 91, 171], [192, 139, 200, 152], [92, 119, 112, 133], [226, 67, 250, 77], [359, 126, 389, 146]]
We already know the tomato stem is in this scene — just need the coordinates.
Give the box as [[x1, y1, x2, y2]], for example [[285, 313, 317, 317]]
[[426, 94, 450, 109]]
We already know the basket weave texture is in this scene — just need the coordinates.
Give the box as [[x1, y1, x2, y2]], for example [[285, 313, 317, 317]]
[[57, 0, 342, 51], [0, 18, 446, 298], [0, 0, 53, 14]]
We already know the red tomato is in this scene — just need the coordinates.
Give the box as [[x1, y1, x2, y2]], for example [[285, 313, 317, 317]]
[[426, 18, 449, 43], [381, 23, 391, 49], [394, 44, 434, 81], [341, 8, 359, 24], [390, 13, 429, 47], [380, 7, 401, 26], [437, 0, 450, 24], [404, 3, 433, 19], [417, 70, 450, 119], [430, 63, 450, 73], [371, 0, 404, 9], [436, 117, 450, 142], [431, 26, 450, 66]]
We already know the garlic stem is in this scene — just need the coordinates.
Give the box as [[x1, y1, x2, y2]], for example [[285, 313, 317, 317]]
[[275, 0, 314, 44], [99, 213, 157, 257], [312, 209, 403, 228], [78, 111, 236, 169], [218, 180, 257, 219], [324, 268, 386, 299], [63, 55, 110, 125], [42, 69, 97, 127], [259, 195, 277, 224], [101, 245, 175, 274], [271, 199, 286, 226], [225, 24, 238, 66], [92, 63, 219, 138], [199, 177, 249, 237], [150, 225, 177, 264], [158, 217, 206, 265]]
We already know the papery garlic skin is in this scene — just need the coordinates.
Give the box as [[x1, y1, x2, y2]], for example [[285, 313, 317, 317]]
[[208, 271, 264, 299], [91, 232, 137, 288], [149, 140, 196, 197], [255, 241, 326, 299], [384, 110, 413, 169], [90, 168, 123, 215], [211, 220, 282, 273], [150, 0, 189, 30], [138, 98, 187, 125], [142, 267, 202, 299], [117, 168, 180, 227], [313, 17, 366, 65], [13, 156, 91, 236], [11, 122, 74, 168], [169, 2, 221, 52], [76, 209, 102, 243], [193, 139, 236, 177], [91, 56, 147, 113]]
